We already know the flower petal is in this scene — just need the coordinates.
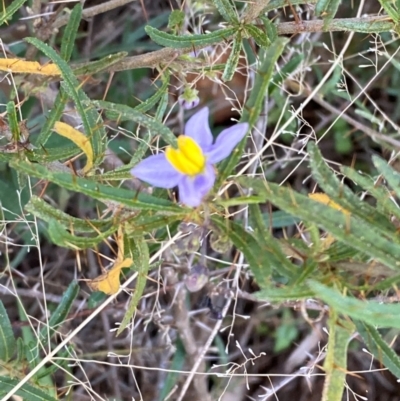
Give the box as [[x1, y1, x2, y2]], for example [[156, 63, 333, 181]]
[[178, 164, 215, 207], [131, 153, 182, 188], [205, 122, 249, 164], [184, 107, 213, 149]]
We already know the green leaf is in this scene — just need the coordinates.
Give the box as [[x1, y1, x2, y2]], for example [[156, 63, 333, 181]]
[[60, 3, 82, 61], [134, 72, 170, 113], [315, 0, 342, 26], [47, 219, 116, 250], [11, 160, 184, 214], [125, 212, 185, 234], [168, 10, 185, 30], [308, 142, 395, 234], [218, 37, 288, 182], [263, 210, 301, 229], [341, 166, 400, 221], [158, 338, 186, 401], [260, 16, 278, 43], [355, 321, 400, 379], [38, 281, 79, 346], [377, 0, 400, 23], [330, 17, 393, 33], [95, 100, 177, 146], [117, 236, 149, 335], [222, 32, 242, 82], [309, 280, 400, 328], [6, 101, 20, 142], [0, 301, 16, 362], [238, 177, 400, 271], [25, 195, 114, 233], [255, 284, 314, 301], [0, 0, 27, 26], [248, 204, 297, 279], [28, 144, 80, 163], [36, 90, 69, 146], [321, 309, 352, 401], [373, 156, 400, 201], [25, 37, 106, 167], [0, 376, 59, 400], [145, 25, 237, 48], [212, 0, 238, 23], [211, 215, 272, 287], [73, 52, 128, 76], [245, 24, 271, 48]]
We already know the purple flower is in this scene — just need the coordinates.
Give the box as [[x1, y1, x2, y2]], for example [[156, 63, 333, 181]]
[[130, 107, 248, 207]]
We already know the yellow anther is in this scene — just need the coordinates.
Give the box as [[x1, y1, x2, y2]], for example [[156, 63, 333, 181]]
[[166, 136, 206, 176]]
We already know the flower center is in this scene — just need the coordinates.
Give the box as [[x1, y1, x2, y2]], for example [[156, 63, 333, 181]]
[[165, 135, 206, 176]]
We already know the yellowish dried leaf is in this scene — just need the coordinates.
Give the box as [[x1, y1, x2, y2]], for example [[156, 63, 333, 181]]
[[87, 257, 133, 295], [308, 192, 350, 215], [53, 121, 94, 173], [0, 58, 61, 75]]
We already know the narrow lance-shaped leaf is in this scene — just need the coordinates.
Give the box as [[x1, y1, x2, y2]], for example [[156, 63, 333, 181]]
[[168, 10, 185, 31], [29, 144, 80, 163], [95, 100, 177, 146], [0, 377, 59, 400], [134, 72, 170, 113], [48, 219, 116, 250], [222, 32, 242, 82], [218, 37, 288, 183], [6, 102, 20, 142], [248, 203, 297, 279], [38, 281, 79, 346], [145, 25, 237, 48], [236, 176, 400, 271], [341, 165, 400, 221], [355, 320, 400, 379], [329, 17, 393, 33], [73, 52, 128, 76], [25, 195, 114, 233], [211, 215, 272, 287], [11, 160, 184, 214], [25, 37, 106, 167], [117, 235, 149, 335], [309, 280, 400, 329], [321, 309, 352, 401], [260, 16, 278, 43], [0, 301, 16, 362], [212, 0, 238, 23], [60, 3, 82, 61], [0, 0, 28, 26], [245, 24, 271, 48], [255, 284, 314, 301], [377, 0, 400, 23], [373, 156, 400, 200], [316, 0, 342, 28], [36, 90, 69, 146], [308, 141, 395, 234]]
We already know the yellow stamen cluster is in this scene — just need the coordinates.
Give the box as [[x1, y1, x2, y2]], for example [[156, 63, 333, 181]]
[[166, 135, 206, 176]]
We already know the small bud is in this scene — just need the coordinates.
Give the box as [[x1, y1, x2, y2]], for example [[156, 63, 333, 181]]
[[178, 88, 200, 110], [171, 223, 202, 255], [185, 264, 209, 292], [210, 231, 232, 254]]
